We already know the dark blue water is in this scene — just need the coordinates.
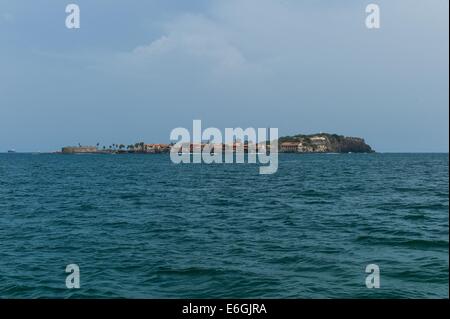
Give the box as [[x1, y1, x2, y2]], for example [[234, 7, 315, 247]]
[[0, 153, 448, 298]]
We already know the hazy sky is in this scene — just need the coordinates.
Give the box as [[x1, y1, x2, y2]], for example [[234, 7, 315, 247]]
[[0, 0, 448, 152]]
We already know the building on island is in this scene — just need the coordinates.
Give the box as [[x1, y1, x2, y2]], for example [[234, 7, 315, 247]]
[[280, 142, 300, 153], [297, 136, 328, 152], [144, 144, 171, 153]]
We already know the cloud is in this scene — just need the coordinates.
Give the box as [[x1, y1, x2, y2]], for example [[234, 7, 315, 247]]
[[114, 0, 336, 79], [132, 13, 246, 73], [110, 0, 365, 81]]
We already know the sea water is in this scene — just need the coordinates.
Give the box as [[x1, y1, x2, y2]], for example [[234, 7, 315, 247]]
[[0, 153, 448, 298]]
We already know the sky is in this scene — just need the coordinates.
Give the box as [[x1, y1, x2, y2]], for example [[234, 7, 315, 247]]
[[0, 0, 448, 152]]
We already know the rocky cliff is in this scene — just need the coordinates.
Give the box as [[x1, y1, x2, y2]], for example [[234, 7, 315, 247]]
[[278, 133, 374, 153]]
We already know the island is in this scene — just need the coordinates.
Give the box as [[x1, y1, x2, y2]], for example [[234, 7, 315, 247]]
[[59, 133, 374, 154]]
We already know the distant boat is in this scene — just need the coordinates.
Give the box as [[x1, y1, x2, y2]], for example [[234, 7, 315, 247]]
[[7, 149, 16, 153]]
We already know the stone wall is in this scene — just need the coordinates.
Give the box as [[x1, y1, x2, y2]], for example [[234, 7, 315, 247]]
[[61, 146, 97, 154]]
